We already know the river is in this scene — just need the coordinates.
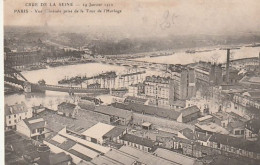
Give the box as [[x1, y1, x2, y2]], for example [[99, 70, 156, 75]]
[[5, 46, 260, 111], [5, 63, 128, 107], [133, 46, 260, 65]]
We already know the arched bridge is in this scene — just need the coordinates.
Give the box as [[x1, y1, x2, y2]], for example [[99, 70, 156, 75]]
[[4, 66, 110, 94]]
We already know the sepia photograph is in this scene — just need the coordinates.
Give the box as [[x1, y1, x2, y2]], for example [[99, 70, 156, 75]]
[[3, 0, 260, 164]]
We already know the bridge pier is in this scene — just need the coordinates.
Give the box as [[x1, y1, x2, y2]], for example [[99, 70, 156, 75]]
[[68, 91, 74, 96], [23, 81, 32, 93]]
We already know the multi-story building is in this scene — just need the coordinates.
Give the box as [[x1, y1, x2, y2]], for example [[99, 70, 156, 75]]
[[16, 117, 47, 140], [5, 51, 44, 68], [128, 82, 145, 97], [232, 90, 260, 113], [117, 70, 145, 88], [168, 64, 196, 100], [144, 75, 174, 108], [212, 85, 246, 112], [230, 57, 259, 70], [4, 102, 33, 130], [119, 134, 156, 152], [208, 133, 260, 160], [194, 62, 222, 99]]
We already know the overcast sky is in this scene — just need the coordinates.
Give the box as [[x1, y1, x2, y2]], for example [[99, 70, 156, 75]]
[[4, 0, 260, 36]]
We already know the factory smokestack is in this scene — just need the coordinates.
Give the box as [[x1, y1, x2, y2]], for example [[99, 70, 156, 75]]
[[226, 49, 230, 84]]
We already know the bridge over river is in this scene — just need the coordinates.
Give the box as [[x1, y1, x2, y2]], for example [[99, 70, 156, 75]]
[[30, 83, 110, 94], [4, 66, 110, 94]]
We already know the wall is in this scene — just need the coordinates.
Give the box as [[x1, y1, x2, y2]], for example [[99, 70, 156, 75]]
[[120, 140, 150, 152], [16, 120, 31, 137], [5, 110, 33, 129]]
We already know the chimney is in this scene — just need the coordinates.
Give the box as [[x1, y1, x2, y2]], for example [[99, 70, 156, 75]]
[[10, 107, 13, 114], [226, 49, 230, 84], [37, 144, 50, 165]]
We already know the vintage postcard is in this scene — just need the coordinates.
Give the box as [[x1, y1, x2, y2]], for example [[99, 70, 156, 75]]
[[3, 0, 260, 164]]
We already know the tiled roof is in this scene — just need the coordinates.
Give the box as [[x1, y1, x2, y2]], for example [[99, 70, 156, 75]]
[[58, 102, 76, 110], [195, 122, 229, 134], [204, 155, 255, 165], [179, 128, 195, 140], [112, 102, 181, 120], [227, 120, 245, 131], [209, 133, 243, 147], [49, 152, 72, 165], [23, 117, 46, 131], [227, 112, 248, 123], [154, 148, 198, 165], [77, 100, 95, 110], [209, 133, 260, 153], [68, 149, 93, 161], [5, 102, 28, 116], [103, 127, 125, 139], [119, 146, 178, 165], [172, 136, 194, 144], [211, 112, 229, 121], [32, 105, 45, 110], [179, 128, 211, 142], [177, 105, 200, 117], [45, 133, 77, 151], [91, 155, 121, 165], [94, 105, 132, 119], [95, 149, 136, 165], [121, 134, 155, 148], [38, 109, 96, 133]]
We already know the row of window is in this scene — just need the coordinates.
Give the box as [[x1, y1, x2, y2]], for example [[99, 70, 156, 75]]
[[8, 116, 23, 124], [8, 113, 27, 119], [32, 128, 44, 134]]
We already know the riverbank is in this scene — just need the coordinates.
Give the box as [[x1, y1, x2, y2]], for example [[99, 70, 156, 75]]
[[48, 59, 95, 68], [132, 45, 260, 65], [14, 59, 96, 72]]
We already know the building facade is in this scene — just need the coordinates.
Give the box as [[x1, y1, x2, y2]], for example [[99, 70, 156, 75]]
[[233, 91, 260, 111], [5, 51, 44, 68], [194, 62, 222, 99], [169, 64, 196, 100], [144, 76, 174, 108], [5, 102, 33, 130], [16, 117, 47, 140]]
